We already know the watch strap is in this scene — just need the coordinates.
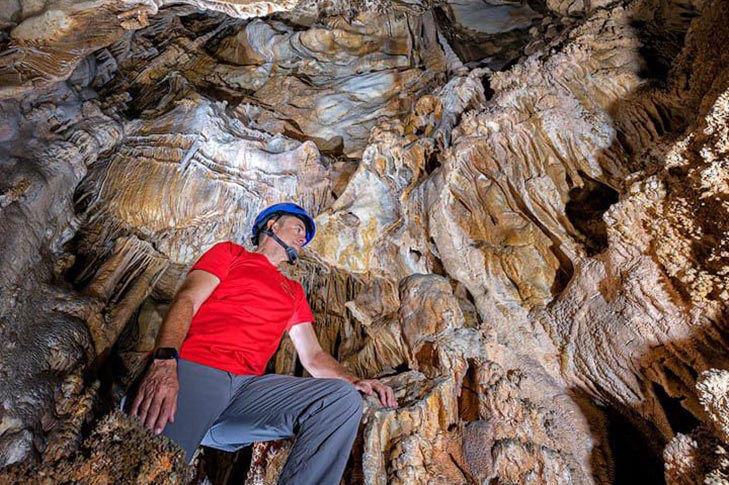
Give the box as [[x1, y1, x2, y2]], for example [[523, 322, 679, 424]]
[[151, 347, 179, 361]]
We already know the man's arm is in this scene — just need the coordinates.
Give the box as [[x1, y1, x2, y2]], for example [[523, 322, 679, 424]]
[[130, 269, 221, 433], [288, 323, 398, 408]]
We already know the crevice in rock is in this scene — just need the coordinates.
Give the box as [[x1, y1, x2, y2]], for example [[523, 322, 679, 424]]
[[459, 362, 480, 422], [565, 174, 619, 256], [428, 237, 447, 277], [605, 406, 664, 485], [392, 362, 411, 375], [550, 255, 574, 298], [481, 76, 494, 101], [197, 446, 252, 485], [652, 382, 701, 436], [425, 150, 440, 175]]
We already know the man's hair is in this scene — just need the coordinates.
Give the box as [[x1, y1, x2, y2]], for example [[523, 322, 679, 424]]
[[258, 214, 303, 243]]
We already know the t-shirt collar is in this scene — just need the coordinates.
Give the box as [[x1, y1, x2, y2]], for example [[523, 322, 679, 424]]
[[249, 248, 282, 272]]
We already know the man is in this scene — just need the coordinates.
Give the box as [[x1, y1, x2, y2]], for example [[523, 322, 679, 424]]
[[130, 202, 397, 484]]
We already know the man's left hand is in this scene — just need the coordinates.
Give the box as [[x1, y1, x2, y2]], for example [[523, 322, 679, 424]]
[[353, 379, 398, 408]]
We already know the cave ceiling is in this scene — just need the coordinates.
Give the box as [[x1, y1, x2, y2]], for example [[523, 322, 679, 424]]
[[0, 0, 728, 483]]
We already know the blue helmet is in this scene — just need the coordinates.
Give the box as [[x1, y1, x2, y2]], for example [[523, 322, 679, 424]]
[[251, 203, 316, 247]]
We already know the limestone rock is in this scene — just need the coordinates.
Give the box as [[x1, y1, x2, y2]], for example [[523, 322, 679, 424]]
[[0, 80, 121, 467], [111, 8, 451, 157], [0, 0, 728, 482], [0, 0, 323, 99], [310, 69, 486, 278], [436, 0, 543, 69], [664, 369, 729, 485], [698, 370, 729, 446], [0, 411, 193, 484]]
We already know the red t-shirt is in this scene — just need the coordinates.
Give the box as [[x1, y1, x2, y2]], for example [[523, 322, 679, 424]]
[[179, 242, 314, 375]]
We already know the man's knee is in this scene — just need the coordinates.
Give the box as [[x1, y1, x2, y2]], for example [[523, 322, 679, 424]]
[[326, 379, 363, 418]]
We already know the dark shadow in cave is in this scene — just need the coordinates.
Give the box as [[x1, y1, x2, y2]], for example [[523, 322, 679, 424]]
[[482, 75, 495, 101], [573, 327, 729, 484], [630, 0, 701, 83], [459, 361, 480, 422], [196, 446, 253, 485], [567, 387, 666, 485], [604, 405, 665, 485], [651, 381, 701, 436], [565, 174, 619, 256], [425, 150, 440, 175]]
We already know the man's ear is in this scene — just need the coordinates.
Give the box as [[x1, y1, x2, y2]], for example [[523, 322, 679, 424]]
[[266, 216, 284, 232]]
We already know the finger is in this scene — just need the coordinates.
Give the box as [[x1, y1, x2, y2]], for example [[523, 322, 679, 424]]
[[375, 385, 388, 407], [381, 385, 393, 407], [130, 390, 144, 416], [137, 392, 154, 423], [154, 397, 171, 434], [170, 398, 177, 424], [144, 399, 162, 430], [387, 387, 398, 407]]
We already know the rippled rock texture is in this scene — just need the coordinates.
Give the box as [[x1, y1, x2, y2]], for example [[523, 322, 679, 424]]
[[0, 0, 727, 483]]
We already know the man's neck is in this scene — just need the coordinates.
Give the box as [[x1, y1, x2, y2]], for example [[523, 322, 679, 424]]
[[255, 242, 286, 267]]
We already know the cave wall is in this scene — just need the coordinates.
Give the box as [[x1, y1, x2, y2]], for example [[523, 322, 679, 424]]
[[0, 0, 728, 483]]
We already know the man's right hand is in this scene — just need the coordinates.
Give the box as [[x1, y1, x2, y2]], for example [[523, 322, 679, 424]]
[[130, 359, 179, 434]]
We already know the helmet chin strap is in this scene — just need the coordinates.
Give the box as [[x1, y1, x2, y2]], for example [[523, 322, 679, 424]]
[[264, 229, 299, 264]]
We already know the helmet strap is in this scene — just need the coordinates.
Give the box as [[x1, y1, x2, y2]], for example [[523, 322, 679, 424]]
[[264, 228, 299, 264]]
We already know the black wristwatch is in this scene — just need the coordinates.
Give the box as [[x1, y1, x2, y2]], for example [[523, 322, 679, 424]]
[[151, 347, 179, 361]]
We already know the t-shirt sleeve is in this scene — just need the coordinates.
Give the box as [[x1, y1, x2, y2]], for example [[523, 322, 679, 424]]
[[189, 242, 236, 281], [288, 282, 314, 329]]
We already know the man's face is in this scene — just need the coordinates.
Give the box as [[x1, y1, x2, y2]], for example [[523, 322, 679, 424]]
[[270, 215, 307, 251]]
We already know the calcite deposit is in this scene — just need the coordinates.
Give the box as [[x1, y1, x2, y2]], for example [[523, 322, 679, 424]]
[[0, 0, 727, 483], [665, 370, 729, 485], [2, 411, 193, 484]]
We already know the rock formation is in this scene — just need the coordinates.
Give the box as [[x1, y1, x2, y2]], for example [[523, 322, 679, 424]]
[[0, 0, 727, 483]]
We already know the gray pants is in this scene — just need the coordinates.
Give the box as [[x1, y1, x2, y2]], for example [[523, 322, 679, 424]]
[[163, 359, 363, 485]]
